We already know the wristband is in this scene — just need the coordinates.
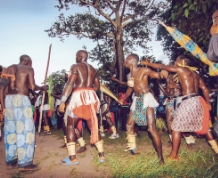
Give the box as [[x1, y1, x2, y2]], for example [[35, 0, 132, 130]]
[[61, 95, 68, 103]]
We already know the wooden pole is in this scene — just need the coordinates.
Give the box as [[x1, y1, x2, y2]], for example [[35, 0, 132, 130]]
[[38, 44, 52, 134]]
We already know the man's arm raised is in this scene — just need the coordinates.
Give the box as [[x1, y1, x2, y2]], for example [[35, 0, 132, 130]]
[[141, 61, 180, 74]]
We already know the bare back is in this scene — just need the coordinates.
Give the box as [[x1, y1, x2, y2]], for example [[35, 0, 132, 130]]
[[10, 65, 35, 96], [176, 67, 196, 96], [71, 62, 98, 89]]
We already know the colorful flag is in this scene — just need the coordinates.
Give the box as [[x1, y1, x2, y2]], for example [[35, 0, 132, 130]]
[[159, 21, 218, 76]]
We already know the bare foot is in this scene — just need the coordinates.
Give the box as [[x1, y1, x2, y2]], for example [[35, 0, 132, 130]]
[[76, 146, 87, 154], [59, 144, 67, 149], [159, 157, 165, 164], [167, 154, 180, 161]]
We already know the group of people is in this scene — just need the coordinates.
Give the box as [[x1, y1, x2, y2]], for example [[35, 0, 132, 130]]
[[0, 9, 218, 172]]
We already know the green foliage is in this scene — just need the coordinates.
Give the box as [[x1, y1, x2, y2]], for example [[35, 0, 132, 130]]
[[48, 76, 55, 111], [46, 0, 168, 80], [48, 69, 66, 93], [157, 0, 218, 88]]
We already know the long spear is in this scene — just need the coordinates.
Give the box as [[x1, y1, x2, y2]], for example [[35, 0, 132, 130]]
[[38, 44, 52, 134]]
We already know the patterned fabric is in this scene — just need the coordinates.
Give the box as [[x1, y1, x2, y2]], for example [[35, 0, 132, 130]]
[[131, 94, 157, 126], [4, 95, 35, 168], [166, 98, 175, 117], [172, 96, 204, 132], [157, 96, 166, 114], [160, 22, 218, 76]]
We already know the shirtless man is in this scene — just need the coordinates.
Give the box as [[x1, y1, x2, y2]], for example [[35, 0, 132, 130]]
[[119, 54, 164, 164], [58, 50, 105, 165], [159, 70, 196, 147], [141, 55, 218, 160], [4, 55, 45, 171]]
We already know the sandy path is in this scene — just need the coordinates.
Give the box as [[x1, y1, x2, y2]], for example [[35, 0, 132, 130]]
[[0, 133, 106, 178]]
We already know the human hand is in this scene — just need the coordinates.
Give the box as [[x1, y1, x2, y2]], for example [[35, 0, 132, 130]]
[[207, 104, 212, 111], [117, 99, 123, 105], [160, 70, 168, 79], [58, 103, 65, 116], [111, 76, 117, 81], [140, 58, 150, 66]]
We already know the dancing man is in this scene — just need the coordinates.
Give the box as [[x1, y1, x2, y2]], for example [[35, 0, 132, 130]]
[[141, 55, 218, 160], [58, 50, 105, 165], [159, 69, 196, 147], [119, 54, 164, 164]]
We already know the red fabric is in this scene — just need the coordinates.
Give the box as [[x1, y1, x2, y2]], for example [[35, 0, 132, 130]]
[[47, 109, 52, 118], [119, 93, 128, 105], [196, 97, 210, 135], [72, 87, 99, 144]]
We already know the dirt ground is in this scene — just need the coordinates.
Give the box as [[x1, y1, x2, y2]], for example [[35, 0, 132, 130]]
[[0, 129, 216, 178], [0, 132, 108, 178]]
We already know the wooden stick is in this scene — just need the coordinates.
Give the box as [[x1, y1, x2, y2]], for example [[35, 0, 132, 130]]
[[38, 44, 52, 134]]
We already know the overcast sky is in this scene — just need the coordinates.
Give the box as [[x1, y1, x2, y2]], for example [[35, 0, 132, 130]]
[[0, 0, 168, 84]]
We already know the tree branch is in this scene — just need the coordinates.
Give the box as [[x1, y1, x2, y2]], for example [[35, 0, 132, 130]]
[[122, 0, 154, 24], [103, 0, 116, 11], [79, 0, 117, 28], [120, 0, 127, 20]]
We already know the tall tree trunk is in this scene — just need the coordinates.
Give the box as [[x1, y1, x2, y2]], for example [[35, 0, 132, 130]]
[[114, 29, 125, 81]]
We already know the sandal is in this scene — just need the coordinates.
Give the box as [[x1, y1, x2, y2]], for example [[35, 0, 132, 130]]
[[98, 155, 105, 163], [7, 162, 17, 170], [60, 157, 79, 166], [19, 164, 40, 172]]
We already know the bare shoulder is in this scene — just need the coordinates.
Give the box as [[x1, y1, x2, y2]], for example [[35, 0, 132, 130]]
[[4, 64, 17, 73], [141, 67, 152, 75], [88, 63, 97, 71], [193, 71, 200, 79]]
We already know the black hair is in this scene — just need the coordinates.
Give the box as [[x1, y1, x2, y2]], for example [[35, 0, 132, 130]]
[[130, 53, 139, 62], [20, 54, 31, 62], [0, 65, 2, 73], [77, 50, 88, 60]]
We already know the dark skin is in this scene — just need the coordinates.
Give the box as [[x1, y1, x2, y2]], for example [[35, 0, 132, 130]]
[[101, 93, 113, 127], [4, 57, 45, 170], [0, 64, 17, 110], [53, 91, 87, 153], [58, 50, 102, 164], [141, 56, 214, 160], [119, 54, 164, 164], [158, 72, 182, 139]]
